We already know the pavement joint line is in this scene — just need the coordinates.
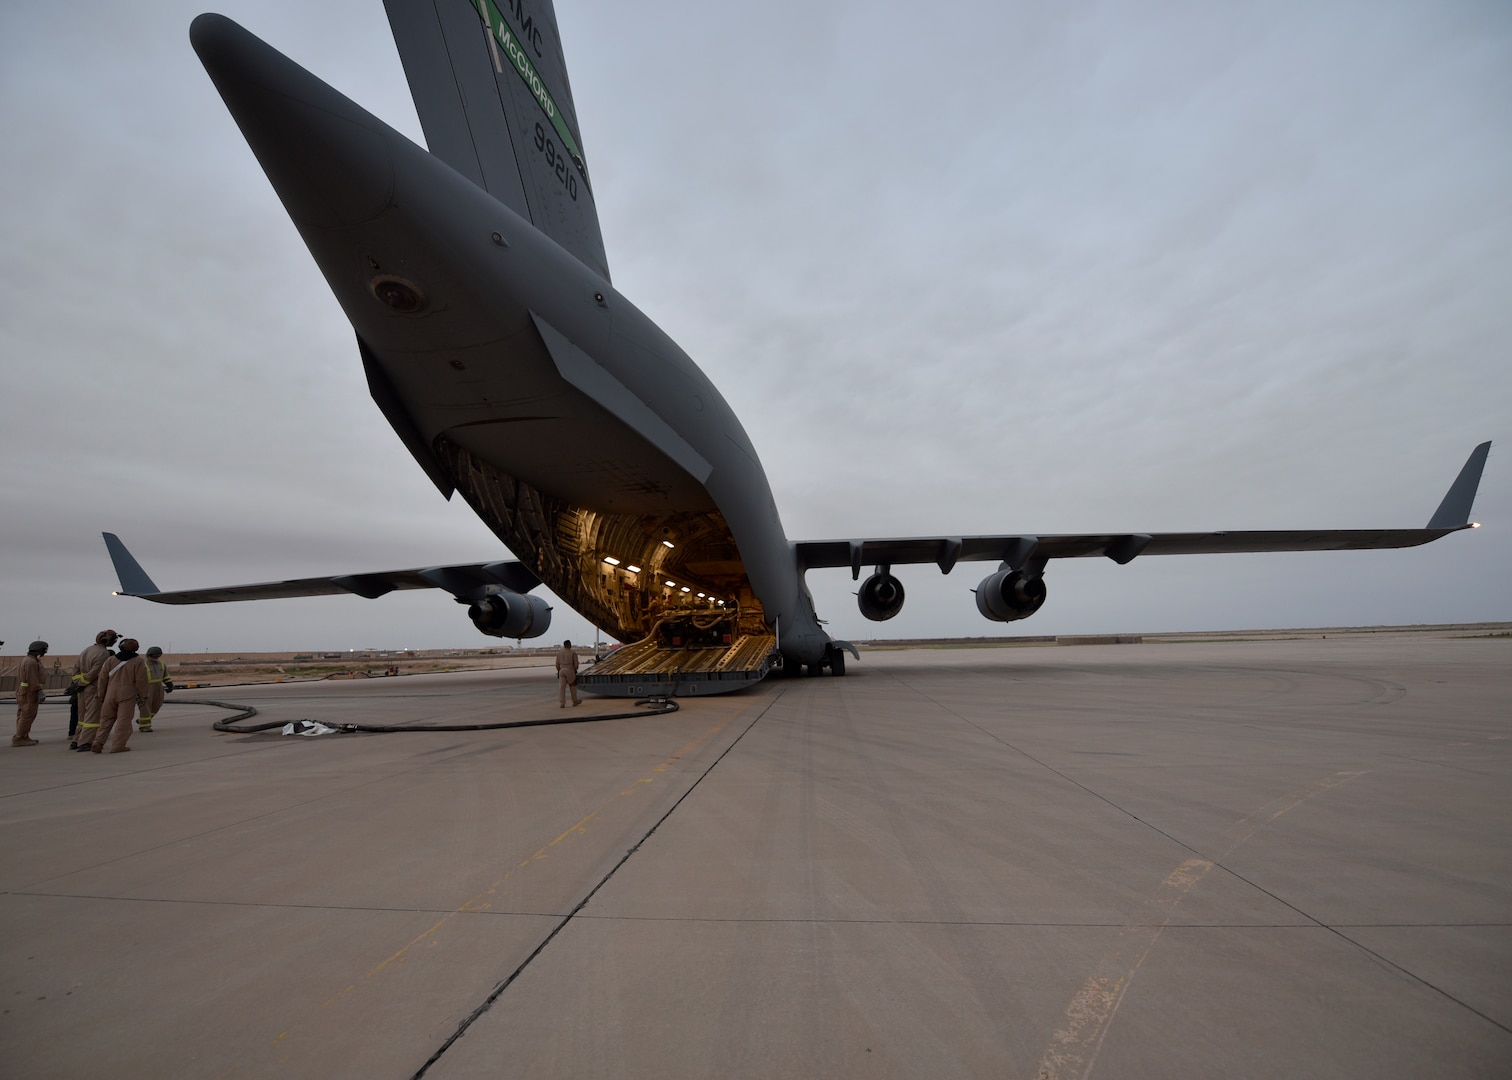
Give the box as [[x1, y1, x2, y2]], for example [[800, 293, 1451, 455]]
[[1198, 851, 1512, 1039], [0, 689, 541, 793], [5, 639, 1506, 1074], [409, 690, 785, 1080], [1376, 753, 1501, 776], [1066, 757, 1512, 1046], [19, 892, 1500, 931], [226, 709, 742, 1057], [566, 915, 1362, 927], [0, 740, 302, 800], [2, 891, 572, 917], [353, 710, 736, 986], [877, 670, 1512, 1069], [8, 733, 515, 892]]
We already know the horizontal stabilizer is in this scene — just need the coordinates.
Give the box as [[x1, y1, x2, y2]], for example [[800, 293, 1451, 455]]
[[101, 533, 540, 605]]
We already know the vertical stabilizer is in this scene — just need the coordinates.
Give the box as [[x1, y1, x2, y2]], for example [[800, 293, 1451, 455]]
[[384, 0, 610, 280]]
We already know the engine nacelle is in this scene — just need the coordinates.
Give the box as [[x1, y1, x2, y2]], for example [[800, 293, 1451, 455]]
[[467, 590, 552, 639], [974, 568, 1047, 623], [857, 572, 906, 621]]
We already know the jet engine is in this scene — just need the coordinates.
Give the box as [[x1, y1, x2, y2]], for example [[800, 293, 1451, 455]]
[[974, 568, 1047, 622], [467, 590, 552, 639], [857, 572, 906, 621]]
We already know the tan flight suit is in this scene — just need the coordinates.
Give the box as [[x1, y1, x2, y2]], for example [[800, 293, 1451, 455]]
[[70, 643, 114, 748], [140, 658, 170, 731], [87, 654, 122, 750], [555, 644, 581, 707], [92, 654, 149, 753], [13, 654, 46, 745]]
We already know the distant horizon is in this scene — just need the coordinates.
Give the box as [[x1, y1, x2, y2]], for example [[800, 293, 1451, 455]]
[[5, 619, 1507, 661]]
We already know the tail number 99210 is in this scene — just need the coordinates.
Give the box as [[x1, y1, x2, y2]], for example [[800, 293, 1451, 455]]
[[534, 122, 579, 201]]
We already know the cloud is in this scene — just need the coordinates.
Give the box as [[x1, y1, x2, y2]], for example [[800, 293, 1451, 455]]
[[2, 0, 1507, 654]]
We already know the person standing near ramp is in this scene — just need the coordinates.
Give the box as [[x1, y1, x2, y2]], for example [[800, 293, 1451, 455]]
[[555, 640, 581, 708], [13, 641, 48, 747], [69, 630, 118, 750]]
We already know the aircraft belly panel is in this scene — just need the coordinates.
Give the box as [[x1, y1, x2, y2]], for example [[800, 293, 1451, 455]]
[[365, 328, 717, 515], [443, 411, 714, 515]]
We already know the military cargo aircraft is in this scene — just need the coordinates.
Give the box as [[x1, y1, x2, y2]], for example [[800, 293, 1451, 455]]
[[106, 2, 1490, 695]]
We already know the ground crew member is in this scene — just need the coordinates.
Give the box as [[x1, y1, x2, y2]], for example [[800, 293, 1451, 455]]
[[555, 639, 581, 708], [87, 647, 124, 752], [69, 630, 118, 751], [13, 641, 49, 747], [90, 638, 149, 754], [140, 647, 172, 732]]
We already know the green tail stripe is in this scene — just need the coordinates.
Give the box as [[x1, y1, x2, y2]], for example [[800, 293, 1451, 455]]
[[470, 0, 592, 193]]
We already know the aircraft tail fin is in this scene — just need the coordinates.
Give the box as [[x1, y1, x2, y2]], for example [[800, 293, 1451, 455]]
[[1426, 441, 1491, 530], [102, 533, 162, 597], [383, 0, 610, 281]]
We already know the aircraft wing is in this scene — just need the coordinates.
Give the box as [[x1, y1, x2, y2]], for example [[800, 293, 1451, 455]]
[[796, 442, 1491, 576], [102, 532, 540, 605]]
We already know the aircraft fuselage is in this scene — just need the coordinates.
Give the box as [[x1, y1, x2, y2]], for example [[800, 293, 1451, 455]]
[[194, 15, 829, 663]]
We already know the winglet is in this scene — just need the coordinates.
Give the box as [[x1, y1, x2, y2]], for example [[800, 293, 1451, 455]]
[[101, 533, 162, 596], [1426, 441, 1491, 530]]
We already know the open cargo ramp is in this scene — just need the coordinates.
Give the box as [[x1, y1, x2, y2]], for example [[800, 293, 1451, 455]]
[[579, 628, 779, 697]]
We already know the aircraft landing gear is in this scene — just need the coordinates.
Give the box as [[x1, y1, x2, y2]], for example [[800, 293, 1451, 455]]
[[785, 646, 852, 677]]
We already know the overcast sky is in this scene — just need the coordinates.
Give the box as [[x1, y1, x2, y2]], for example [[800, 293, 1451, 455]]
[[2, 0, 1508, 656]]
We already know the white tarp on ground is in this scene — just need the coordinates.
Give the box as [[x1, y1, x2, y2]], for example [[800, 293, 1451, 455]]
[[281, 720, 340, 736]]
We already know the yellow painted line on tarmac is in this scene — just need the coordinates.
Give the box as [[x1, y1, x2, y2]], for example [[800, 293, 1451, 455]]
[[318, 984, 357, 1009], [1036, 857, 1214, 1080], [362, 889, 486, 974], [1034, 769, 1371, 1080]]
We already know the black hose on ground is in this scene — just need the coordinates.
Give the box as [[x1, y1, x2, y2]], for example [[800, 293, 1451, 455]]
[[168, 696, 679, 735], [327, 698, 679, 733], [167, 697, 265, 732]]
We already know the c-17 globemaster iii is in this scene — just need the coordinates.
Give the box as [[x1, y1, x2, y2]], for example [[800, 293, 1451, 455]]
[[105, 2, 1490, 696]]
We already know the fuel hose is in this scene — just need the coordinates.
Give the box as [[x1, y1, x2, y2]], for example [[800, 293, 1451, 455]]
[[168, 695, 678, 734]]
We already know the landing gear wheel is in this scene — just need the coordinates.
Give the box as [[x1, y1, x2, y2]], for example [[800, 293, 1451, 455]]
[[829, 648, 846, 676]]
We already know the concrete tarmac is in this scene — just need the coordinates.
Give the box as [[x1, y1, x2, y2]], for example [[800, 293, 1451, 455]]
[[3, 631, 1509, 1078]]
